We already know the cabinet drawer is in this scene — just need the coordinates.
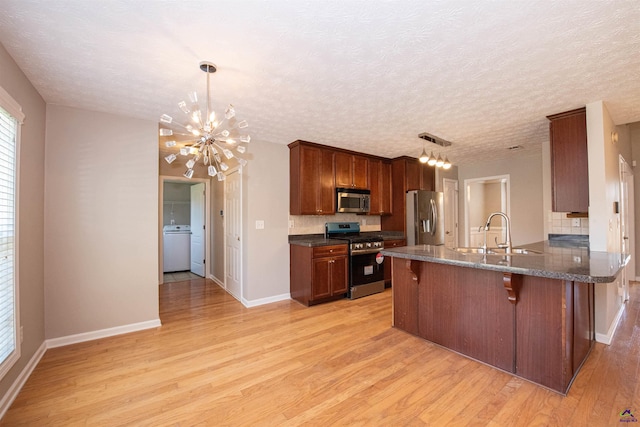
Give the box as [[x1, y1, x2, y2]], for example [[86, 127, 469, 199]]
[[385, 239, 406, 248], [313, 245, 348, 258]]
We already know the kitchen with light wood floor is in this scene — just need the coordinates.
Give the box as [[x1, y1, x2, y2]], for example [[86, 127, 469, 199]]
[[2, 278, 639, 425]]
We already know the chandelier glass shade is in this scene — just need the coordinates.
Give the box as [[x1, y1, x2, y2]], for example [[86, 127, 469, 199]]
[[159, 61, 250, 181], [419, 146, 451, 170]]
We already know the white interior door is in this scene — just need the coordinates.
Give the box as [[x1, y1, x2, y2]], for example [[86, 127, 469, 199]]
[[443, 179, 458, 248], [225, 170, 242, 300], [190, 183, 205, 277], [619, 156, 633, 301]]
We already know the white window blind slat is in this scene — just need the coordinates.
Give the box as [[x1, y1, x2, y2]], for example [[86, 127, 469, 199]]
[[0, 105, 17, 376]]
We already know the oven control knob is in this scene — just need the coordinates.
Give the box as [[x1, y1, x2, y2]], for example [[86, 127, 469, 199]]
[[366, 242, 372, 248]]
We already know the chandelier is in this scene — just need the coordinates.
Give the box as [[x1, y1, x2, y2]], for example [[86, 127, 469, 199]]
[[418, 132, 451, 169], [159, 61, 251, 181], [419, 148, 451, 169]]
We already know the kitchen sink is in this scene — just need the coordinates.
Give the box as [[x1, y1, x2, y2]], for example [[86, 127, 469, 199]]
[[510, 248, 543, 255], [452, 247, 497, 255], [452, 247, 544, 255]]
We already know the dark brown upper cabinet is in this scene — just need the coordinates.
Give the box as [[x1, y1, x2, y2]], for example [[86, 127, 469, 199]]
[[368, 159, 392, 216], [289, 141, 335, 215], [547, 107, 588, 213], [334, 152, 368, 189]]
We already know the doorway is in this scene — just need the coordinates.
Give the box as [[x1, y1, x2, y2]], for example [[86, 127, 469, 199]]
[[223, 168, 243, 301], [619, 155, 634, 301], [159, 176, 210, 284], [443, 178, 459, 248], [464, 175, 510, 247], [190, 183, 206, 276]]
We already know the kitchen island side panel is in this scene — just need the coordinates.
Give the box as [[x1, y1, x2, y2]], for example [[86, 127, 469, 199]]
[[572, 281, 595, 374], [417, 262, 516, 373], [391, 257, 419, 335], [390, 255, 595, 394], [515, 275, 566, 392]]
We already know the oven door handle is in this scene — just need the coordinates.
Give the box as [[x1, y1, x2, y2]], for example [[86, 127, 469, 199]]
[[351, 248, 384, 256]]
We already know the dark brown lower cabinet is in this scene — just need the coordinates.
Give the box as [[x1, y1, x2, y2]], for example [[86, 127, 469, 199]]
[[290, 244, 348, 306], [391, 258, 594, 394]]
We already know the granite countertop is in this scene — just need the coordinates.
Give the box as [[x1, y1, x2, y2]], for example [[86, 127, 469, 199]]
[[381, 240, 628, 283], [289, 231, 406, 247], [288, 234, 347, 247]]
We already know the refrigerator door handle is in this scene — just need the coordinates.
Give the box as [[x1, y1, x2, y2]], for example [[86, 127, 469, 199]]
[[430, 199, 437, 236]]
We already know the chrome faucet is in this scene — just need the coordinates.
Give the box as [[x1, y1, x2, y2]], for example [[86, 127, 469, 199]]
[[483, 212, 512, 254]]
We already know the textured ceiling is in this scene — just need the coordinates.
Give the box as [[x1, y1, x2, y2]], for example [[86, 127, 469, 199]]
[[1, 1, 639, 165]]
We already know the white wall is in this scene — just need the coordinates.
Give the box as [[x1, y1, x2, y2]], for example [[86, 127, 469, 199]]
[[586, 101, 626, 338], [243, 140, 290, 304], [44, 105, 159, 339], [468, 182, 486, 228], [163, 182, 192, 226], [630, 123, 640, 274], [458, 151, 544, 246], [0, 42, 46, 401]]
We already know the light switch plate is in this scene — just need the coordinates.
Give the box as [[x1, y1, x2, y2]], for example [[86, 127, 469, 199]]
[[255, 220, 264, 229]]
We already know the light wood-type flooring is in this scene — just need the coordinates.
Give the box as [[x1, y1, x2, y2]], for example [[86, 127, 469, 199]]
[[3, 278, 639, 425]]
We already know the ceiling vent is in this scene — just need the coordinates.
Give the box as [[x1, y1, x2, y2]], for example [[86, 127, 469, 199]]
[[418, 132, 452, 147]]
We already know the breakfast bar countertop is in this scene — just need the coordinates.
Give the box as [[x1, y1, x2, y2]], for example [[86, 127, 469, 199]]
[[381, 240, 628, 284]]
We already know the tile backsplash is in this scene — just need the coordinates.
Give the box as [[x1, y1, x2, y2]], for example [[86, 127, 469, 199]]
[[289, 214, 381, 235], [548, 211, 589, 235]]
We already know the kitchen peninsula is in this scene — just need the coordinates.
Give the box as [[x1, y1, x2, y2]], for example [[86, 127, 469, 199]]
[[381, 241, 627, 394]]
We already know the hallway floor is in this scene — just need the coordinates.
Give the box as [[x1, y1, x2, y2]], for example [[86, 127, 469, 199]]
[[162, 270, 202, 284]]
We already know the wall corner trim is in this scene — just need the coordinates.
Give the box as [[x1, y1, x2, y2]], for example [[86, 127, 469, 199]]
[[243, 293, 291, 308], [0, 341, 46, 419], [595, 302, 626, 345], [46, 319, 162, 349]]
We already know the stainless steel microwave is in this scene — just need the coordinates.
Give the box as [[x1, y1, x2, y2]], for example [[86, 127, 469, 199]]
[[336, 188, 370, 213]]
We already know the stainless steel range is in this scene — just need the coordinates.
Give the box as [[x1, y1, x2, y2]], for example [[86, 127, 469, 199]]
[[325, 222, 385, 299]]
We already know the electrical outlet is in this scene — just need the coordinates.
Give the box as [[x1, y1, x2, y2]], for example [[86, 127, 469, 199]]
[[572, 218, 580, 227], [573, 256, 581, 263], [288, 220, 294, 229], [255, 220, 265, 230]]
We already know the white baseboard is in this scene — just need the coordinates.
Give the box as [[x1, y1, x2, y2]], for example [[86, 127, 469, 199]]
[[0, 341, 47, 420], [243, 293, 291, 308], [209, 274, 224, 287], [207, 275, 291, 307], [595, 302, 626, 345], [46, 319, 162, 349]]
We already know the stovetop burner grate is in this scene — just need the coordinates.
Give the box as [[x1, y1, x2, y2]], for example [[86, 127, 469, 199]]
[[325, 221, 384, 248]]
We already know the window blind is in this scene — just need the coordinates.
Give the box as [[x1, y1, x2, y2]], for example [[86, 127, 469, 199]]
[[0, 106, 16, 370]]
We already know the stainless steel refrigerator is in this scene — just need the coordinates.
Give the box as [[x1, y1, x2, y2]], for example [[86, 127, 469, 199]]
[[406, 190, 445, 246]]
